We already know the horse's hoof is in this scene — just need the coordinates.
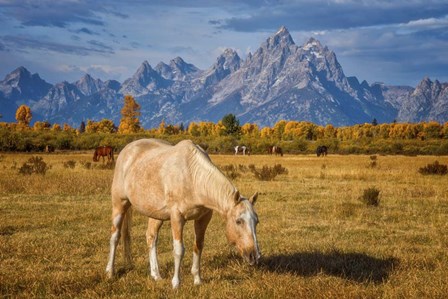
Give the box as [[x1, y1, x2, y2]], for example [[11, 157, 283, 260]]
[[172, 278, 180, 289], [105, 271, 114, 280], [193, 278, 202, 286]]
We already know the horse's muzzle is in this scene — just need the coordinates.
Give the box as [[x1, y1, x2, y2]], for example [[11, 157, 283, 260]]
[[245, 250, 261, 266]]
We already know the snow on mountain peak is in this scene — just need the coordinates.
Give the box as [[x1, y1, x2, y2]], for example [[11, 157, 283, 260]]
[[303, 37, 324, 51]]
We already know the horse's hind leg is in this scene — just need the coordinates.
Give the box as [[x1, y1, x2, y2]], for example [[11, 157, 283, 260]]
[[105, 199, 130, 278], [191, 210, 213, 285], [146, 218, 163, 281]]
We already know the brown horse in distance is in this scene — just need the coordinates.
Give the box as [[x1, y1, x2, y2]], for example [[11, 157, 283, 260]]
[[267, 145, 283, 156], [93, 146, 114, 163]]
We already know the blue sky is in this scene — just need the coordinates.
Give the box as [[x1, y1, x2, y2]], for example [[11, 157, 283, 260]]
[[0, 0, 447, 86]]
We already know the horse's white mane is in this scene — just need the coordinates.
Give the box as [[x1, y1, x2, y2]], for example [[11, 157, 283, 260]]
[[183, 141, 237, 209]]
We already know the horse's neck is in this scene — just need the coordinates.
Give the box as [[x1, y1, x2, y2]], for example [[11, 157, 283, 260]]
[[191, 154, 236, 216]]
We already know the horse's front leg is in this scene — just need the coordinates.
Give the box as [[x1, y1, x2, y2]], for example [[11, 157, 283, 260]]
[[191, 210, 213, 285], [170, 211, 186, 289], [146, 218, 163, 281]]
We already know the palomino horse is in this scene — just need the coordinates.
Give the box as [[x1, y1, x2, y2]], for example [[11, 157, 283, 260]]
[[93, 146, 114, 163], [234, 145, 250, 155], [105, 139, 260, 288]]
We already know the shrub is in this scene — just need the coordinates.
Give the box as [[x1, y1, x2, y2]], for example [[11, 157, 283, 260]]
[[19, 156, 50, 175], [358, 187, 380, 207], [80, 161, 92, 170], [251, 164, 288, 181], [220, 164, 240, 180], [238, 164, 249, 172], [63, 160, 76, 169], [272, 164, 288, 175], [418, 161, 447, 175]]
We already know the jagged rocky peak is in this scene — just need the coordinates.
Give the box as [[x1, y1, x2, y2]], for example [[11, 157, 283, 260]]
[[154, 62, 171, 78], [155, 57, 198, 80], [301, 37, 331, 60], [134, 60, 163, 84], [170, 57, 199, 75], [135, 60, 155, 77], [303, 37, 324, 50], [0, 66, 52, 100], [74, 73, 104, 96], [414, 77, 434, 94], [414, 76, 442, 98], [265, 26, 295, 49], [2, 66, 49, 87], [104, 79, 121, 91], [3, 66, 31, 83], [216, 48, 241, 71]]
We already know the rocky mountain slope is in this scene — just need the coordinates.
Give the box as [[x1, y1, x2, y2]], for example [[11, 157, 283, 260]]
[[0, 27, 446, 127]]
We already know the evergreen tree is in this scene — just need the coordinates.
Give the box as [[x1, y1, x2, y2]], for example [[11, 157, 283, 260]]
[[79, 121, 86, 133], [221, 113, 240, 135]]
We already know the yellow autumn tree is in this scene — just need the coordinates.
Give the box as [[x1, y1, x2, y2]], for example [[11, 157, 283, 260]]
[[33, 121, 51, 131], [86, 119, 116, 133], [241, 123, 259, 137], [158, 120, 166, 135], [260, 127, 273, 138], [324, 124, 337, 138], [63, 123, 73, 132], [188, 122, 200, 137], [213, 121, 226, 136], [118, 95, 141, 134], [442, 122, 448, 138], [15, 104, 32, 128], [52, 123, 61, 131]]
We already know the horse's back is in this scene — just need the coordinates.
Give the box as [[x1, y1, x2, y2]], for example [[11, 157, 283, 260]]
[[116, 139, 172, 171], [112, 138, 212, 220]]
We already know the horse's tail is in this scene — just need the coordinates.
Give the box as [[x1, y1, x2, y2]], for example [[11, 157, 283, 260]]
[[93, 149, 98, 162], [110, 148, 114, 161], [121, 206, 133, 268]]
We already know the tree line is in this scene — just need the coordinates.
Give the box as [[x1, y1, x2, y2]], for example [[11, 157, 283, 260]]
[[1, 95, 448, 155]]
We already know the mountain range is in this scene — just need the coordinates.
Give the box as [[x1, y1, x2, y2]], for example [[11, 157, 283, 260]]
[[1, 26, 447, 128]]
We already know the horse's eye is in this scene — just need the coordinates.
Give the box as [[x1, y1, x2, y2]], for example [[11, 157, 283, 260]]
[[236, 218, 243, 225]]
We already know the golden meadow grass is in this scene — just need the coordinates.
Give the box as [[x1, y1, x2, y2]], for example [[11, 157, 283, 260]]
[[0, 152, 447, 298]]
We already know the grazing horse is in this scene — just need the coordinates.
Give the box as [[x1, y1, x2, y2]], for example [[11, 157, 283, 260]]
[[234, 145, 250, 155], [269, 146, 283, 157], [45, 145, 55, 153], [93, 146, 114, 163], [316, 145, 328, 157], [106, 139, 260, 288]]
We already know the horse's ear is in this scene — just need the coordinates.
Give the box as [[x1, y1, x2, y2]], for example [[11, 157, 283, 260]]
[[233, 191, 241, 205], [249, 192, 258, 205]]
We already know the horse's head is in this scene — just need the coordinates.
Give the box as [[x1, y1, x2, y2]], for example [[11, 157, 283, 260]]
[[226, 191, 260, 265]]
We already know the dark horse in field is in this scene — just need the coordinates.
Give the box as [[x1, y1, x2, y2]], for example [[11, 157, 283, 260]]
[[268, 145, 283, 156], [93, 146, 114, 163], [316, 145, 328, 157]]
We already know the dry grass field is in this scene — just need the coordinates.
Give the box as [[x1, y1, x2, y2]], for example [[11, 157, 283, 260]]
[[0, 151, 447, 298]]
